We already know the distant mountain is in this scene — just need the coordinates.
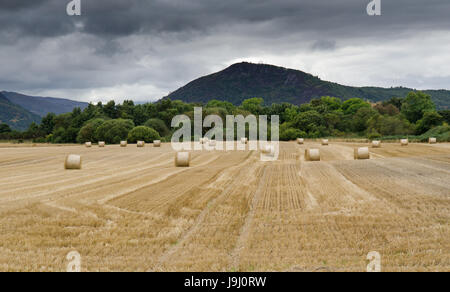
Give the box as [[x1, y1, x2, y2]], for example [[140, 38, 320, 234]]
[[0, 92, 41, 131], [163, 62, 450, 109], [1, 91, 88, 117]]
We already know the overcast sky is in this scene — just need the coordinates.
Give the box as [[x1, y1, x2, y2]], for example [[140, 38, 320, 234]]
[[1, 0, 450, 103]]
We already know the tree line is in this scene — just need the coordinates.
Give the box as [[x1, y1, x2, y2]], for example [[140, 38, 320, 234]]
[[1, 91, 449, 143]]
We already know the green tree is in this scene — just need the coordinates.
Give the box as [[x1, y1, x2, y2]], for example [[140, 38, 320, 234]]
[[103, 101, 118, 119], [25, 122, 44, 139], [206, 100, 235, 113], [352, 107, 378, 132], [0, 123, 11, 133], [40, 113, 56, 135], [144, 118, 170, 137], [368, 115, 414, 136], [320, 96, 342, 111], [342, 98, 371, 115], [280, 127, 306, 141], [416, 111, 443, 134], [438, 110, 450, 124], [96, 119, 135, 144], [383, 97, 404, 110], [77, 118, 105, 143], [241, 98, 264, 115], [292, 110, 325, 134], [401, 91, 435, 123], [374, 103, 400, 116], [128, 126, 161, 143]]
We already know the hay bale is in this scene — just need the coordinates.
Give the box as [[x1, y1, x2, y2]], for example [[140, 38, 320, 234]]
[[400, 139, 409, 146], [153, 140, 161, 147], [120, 141, 127, 147], [85, 142, 92, 148], [372, 141, 381, 148], [354, 147, 370, 160], [241, 137, 248, 144], [429, 137, 437, 144], [98, 141, 106, 147], [64, 154, 82, 170], [261, 145, 275, 156], [297, 138, 304, 145], [137, 141, 145, 148], [175, 152, 191, 167], [305, 149, 320, 161], [321, 139, 329, 146]]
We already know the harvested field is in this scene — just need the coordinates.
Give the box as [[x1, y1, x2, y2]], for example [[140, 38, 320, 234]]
[[0, 142, 449, 272]]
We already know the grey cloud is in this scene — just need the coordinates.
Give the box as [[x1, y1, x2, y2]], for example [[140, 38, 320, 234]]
[[0, 0, 449, 102], [2, 1, 450, 39], [311, 40, 336, 51]]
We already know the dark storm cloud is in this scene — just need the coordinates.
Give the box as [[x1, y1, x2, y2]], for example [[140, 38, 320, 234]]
[[0, 0, 51, 11], [0, 0, 449, 101], [1, 0, 450, 39]]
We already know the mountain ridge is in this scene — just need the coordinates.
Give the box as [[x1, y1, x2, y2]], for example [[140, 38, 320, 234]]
[[0, 92, 42, 131], [1, 91, 89, 117], [163, 62, 450, 109]]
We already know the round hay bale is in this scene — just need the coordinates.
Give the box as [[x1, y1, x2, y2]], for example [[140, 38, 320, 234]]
[[153, 140, 161, 147], [175, 152, 191, 167], [297, 138, 304, 145], [98, 141, 106, 147], [85, 142, 92, 148], [321, 139, 329, 146], [400, 139, 409, 146], [429, 137, 437, 144], [64, 154, 82, 170], [305, 149, 320, 161], [241, 137, 248, 144], [261, 145, 275, 156], [354, 147, 370, 160], [120, 141, 127, 147], [372, 141, 381, 148], [137, 141, 145, 148]]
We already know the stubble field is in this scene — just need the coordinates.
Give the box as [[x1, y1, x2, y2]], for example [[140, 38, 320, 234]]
[[0, 141, 449, 272]]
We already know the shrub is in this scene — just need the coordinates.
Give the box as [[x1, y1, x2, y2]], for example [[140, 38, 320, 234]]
[[0, 123, 12, 133], [95, 119, 135, 144], [415, 111, 443, 134], [128, 126, 161, 143], [368, 130, 382, 140], [418, 125, 450, 142], [77, 118, 105, 143], [368, 115, 414, 136], [401, 91, 435, 123], [144, 118, 170, 137], [280, 128, 306, 141]]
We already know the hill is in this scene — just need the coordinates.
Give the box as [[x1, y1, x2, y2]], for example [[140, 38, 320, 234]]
[[1, 91, 89, 117], [163, 62, 450, 109], [0, 93, 42, 131]]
